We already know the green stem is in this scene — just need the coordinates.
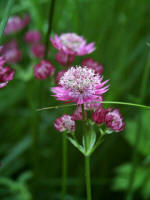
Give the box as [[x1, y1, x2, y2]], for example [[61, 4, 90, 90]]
[[85, 156, 92, 200], [62, 132, 67, 200]]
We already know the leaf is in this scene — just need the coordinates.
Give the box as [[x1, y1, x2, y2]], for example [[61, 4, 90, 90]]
[[67, 137, 84, 155]]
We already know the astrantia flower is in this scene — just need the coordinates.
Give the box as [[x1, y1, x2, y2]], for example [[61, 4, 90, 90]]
[[24, 30, 41, 44], [84, 96, 104, 111], [105, 109, 125, 132], [4, 14, 30, 35], [51, 66, 109, 105], [56, 51, 74, 66], [0, 57, 15, 88], [92, 106, 110, 124], [54, 114, 75, 132], [31, 43, 45, 58], [0, 40, 22, 64], [56, 70, 66, 85], [82, 58, 103, 74], [34, 60, 55, 80], [50, 33, 95, 56]]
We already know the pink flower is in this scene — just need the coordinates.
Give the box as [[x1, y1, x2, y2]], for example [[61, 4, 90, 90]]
[[31, 43, 45, 58], [0, 40, 22, 64], [82, 58, 103, 74], [105, 109, 125, 132], [0, 56, 15, 88], [92, 106, 109, 124], [56, 51, 74, 66], [51, 66, 109, 105], [24, 30, 41, 44], [50, 33, 95, 56], [54, 114, 75, 132], [56, 70, 66, 85], [84, 96, 104, 111], [34, 60, 55, 80], [4, 14, 30, 35], [72, 106, 83, 120]]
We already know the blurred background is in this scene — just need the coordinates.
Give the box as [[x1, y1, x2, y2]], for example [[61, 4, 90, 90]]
[[0, 0, 150, 199]]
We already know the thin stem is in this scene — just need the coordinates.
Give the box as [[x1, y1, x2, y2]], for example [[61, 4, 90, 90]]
[[85, 156, 92, 200], [62, 132, 68, 200], [44, 0, 56, 59]]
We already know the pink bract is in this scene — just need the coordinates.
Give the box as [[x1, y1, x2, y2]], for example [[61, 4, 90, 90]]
[[54, 114, 75, 132], [82, 58, 103, 74], [31, 43, 45, 58], [34, 60, 55, 80], [24, 30, 41, 44], [50, 33, 95, 56], [4, 14, 30, 35], [0, 40, 22, 64], [51, 66, 109, 105], [105, 109, 125, 132], [55, 51, 74, 66], [0, 56, 15, 88]]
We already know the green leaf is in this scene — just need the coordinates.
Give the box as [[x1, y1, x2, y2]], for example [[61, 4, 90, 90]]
[[67, 137, 84, 155]]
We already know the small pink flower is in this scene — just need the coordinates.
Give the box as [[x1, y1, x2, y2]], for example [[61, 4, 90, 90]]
[[51, 66, 109, 105], [92, 106, 109, 124], [0, 56, 15, 88], [50, 33, 95, 56], [105, 109, 125, 132], [56, 51, 74, 66], [82, 58, 103, 74], [54, 114, 75, 132], [56, 70, 66, 85], [72, 106, 83, 120], [24, 30, 41, 44], [4, 14, 30, 35], [0, 40, 22, 64], [85, 96, 104, 111], [34, 60, 55, 80], [31, 43, 45, 58]]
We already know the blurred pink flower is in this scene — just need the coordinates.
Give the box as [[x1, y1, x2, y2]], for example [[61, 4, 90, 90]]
[[24, 30, 41, 44], [0, 56, 15, 88], [0, 40, 22, 64], [105, 109, 125, 132], [56, 70, 66, 85], [55, 51, 74, 66], [31, 43, 45, 58], [4, 14, 30, 35], [34, 60, 55, 80], [84, 96, 104, 111], [54, 114, 75, 132], [50, 33, 95, 56], [92, 106, 110, 124], [82, 58, 103, 74], [51, 66, 109, 105], [72, 105, 83, 121]]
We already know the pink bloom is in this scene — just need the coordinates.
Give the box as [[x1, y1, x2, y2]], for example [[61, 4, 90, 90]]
[[0, 40, 22, 64], [31, 43, 45, 58], [24, 30, 41, 44], [4, 14, 30, 35], [72, 106, 83, 120], [50, 33, 95, 56], [92, 106, 110, 124], [56, 51, 74, 66], [85, 96, 104, 111], [51, 66, 109, 105], [56, 70, 66, 85], [34, 60, 55, 80], [105, 109, 125, 132], [54, 114, 75, 132], [82, 58, 103, 74], [0, 56, 15, 88]]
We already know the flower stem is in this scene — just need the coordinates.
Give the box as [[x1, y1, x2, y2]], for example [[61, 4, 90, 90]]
[[85, 156, 92, 200], [62, 132, 68, 200]]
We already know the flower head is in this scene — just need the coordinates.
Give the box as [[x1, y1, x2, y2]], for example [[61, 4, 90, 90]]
[[92, 106, 110, 124], [50, 33, 95, 56], [82, 58, 103, 74], [0, 40, 22, 64], [4, 14, 30, 35], [31, 43, 45, 58], [34, 60, 55, 80], [56, 51, 74, 66], [54, 114, 75, 132], [105, 109, 125, 132], [24, 30, 41, 44], [51, 66, 109, 105], [0, 56, 15, 88]]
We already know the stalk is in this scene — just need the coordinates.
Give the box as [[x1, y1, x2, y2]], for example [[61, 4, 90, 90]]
[[126, 50, 150, 200]]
